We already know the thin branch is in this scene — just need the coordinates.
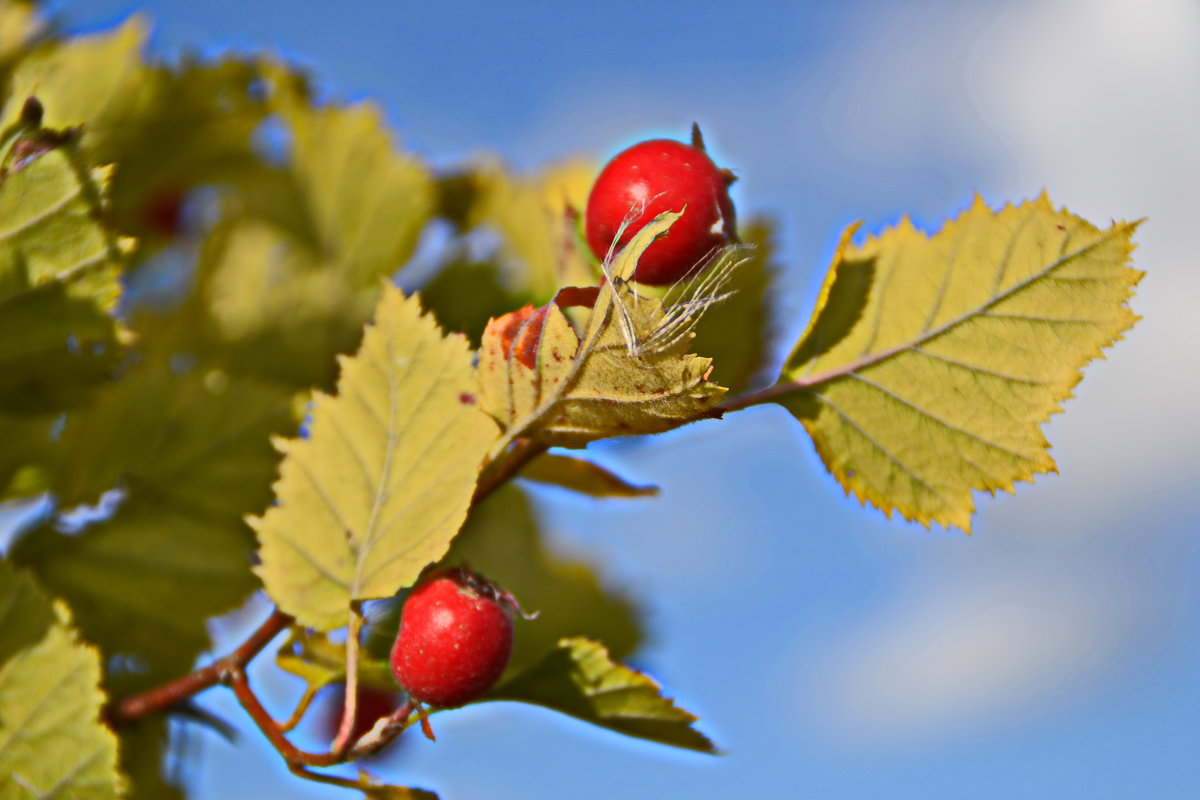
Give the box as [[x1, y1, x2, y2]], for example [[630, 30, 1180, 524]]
[[110, 608, 292, 725]]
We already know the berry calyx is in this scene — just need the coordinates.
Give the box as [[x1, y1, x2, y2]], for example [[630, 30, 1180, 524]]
[[584, 126, 737, 286], [389, 566, 517, 709]]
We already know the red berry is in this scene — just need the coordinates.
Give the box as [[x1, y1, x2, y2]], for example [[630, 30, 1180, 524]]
[[585, 132, 737, 286], [389, 566, 516, 708]]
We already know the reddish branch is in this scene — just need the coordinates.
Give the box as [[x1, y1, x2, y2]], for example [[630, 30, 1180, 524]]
[[110, 608, 292, 724], [108, 434, 545, 772]]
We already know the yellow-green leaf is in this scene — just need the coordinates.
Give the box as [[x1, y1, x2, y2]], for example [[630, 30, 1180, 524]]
[[775, 195, 1143, 530], [0, 562, 123, 800], [520, 452, 658, 498], [490, 636, 716, 754], [250, 284, 500, 631]]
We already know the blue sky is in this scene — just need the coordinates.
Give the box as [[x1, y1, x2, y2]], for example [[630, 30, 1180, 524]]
[[40, 1, 1200, 797]]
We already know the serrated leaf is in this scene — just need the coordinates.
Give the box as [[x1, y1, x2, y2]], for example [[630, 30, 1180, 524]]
[[519, 453, 658, 498], [0, 16, 147, 155], [0, 139, 128, 413], [250, 285, 499, 631], [490, 637, 715, 754], [469, 159, 596, 299], [446, 486, 641, 676], [478, 213, 727, 448], [11, 495, 261, 694], [776, 195, 1143, 530], [0, 562, 123, 800]]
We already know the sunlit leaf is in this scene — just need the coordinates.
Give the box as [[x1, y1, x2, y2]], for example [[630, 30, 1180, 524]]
[[519, 453, 658, 498], [447, 486, 641, 675], [251, 285, 500, 631], [490, 637, 715, 753], [776, 195, 1143, 530], [0, 561, 124, 800]]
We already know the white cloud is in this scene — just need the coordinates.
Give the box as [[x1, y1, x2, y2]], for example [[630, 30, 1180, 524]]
[[801, 0, 1200, 747]]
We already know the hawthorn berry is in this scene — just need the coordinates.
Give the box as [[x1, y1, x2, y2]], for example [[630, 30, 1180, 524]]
[[389, 566, 517, 708], [584, 127, 737, 286]]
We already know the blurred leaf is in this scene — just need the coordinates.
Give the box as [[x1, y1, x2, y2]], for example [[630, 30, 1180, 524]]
[[0, 139, 129, 413], [681, 218, 778, 394], [519, 453, 658, 498], [276, 628, 393, 694], [447, 486, 641, 675], [0, 281, 121, 413], [251, 285, 499, 631], [0, 15, 147, 154], [0, 2, 42, 72], [478, 213, 727, 448], [196, 219, 377, 389], [0, 560, 54, 666], [270, 78, 435, 286], [0, 561, 124, 799], [417, 256, 528, 346], [0, 412, 54, 499], [51, 360, 297, 513], [361, 784, 438, 800], [101, 58, 270, 237], [11, 495, 260, 693], [490, 637, 715, 754], [469, 158, 596, 300], [776, 195, 1143, 530]]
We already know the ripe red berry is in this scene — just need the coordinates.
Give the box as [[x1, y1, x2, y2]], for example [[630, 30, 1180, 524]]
[[389, 566, 516, 708], [584, 129, 737, 286]]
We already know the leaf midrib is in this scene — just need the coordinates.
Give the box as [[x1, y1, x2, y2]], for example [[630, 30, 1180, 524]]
[[785, 221, 1133, 393]]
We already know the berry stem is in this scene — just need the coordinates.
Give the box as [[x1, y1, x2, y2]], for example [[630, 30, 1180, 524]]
[[329, 603, 364, 756]]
